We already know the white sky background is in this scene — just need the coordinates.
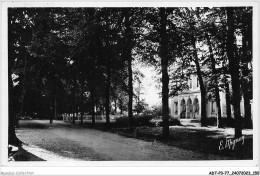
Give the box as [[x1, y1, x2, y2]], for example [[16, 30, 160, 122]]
[[134, 64, 161, 107]]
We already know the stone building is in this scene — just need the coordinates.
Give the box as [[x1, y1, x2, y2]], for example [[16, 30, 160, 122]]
[[169, 74, 245, 121]]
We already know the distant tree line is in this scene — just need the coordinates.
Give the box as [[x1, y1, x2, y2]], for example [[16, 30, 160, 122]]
[[8, 7, 252, 145]]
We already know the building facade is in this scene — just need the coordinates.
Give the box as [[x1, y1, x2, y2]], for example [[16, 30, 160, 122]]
[[169, 75, 245, 121]]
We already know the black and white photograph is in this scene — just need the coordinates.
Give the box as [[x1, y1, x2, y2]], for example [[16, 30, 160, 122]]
[[0, 1, 259, 175]]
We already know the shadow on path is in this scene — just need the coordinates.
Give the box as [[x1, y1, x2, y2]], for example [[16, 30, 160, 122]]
[[13, 146, 46, 161]]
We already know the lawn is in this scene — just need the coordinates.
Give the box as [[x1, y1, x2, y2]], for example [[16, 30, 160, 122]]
[[134, 126, 253, 160], [81, 121, 253, 160]]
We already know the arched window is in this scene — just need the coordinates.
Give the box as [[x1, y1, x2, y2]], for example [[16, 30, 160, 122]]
[[187, 98, 192, 118], [211, 101, 216, 114], [180, 99, 186, 118], [193, 98, 199, 114], [208, 93, 216, 114], [187, 98, 192, 112], [174, 102, 178, 114]]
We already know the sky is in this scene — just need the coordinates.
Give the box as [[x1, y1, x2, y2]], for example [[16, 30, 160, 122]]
[[135, 65, 161, 108]]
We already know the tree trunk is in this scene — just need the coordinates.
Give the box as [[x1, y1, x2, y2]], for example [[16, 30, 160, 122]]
[[8, 70, 21, 146], [159, 8, 170, 137], [215, 87, 222, 127], [54, 97, 57, 120], [119, 101, 123, 114], [114, 99, 117, 114], [241, 15, 252, 129], [205, 33, 223, 127], [243, 88, 252, 128], [90, 86, 95, 126], [226, 7, 242, 138], [49, 99, 54, 124], [191, 37, 207, 127], [20, 52, 26, 117], [124, 9, 134, 131], [105, 61, 111, 129], [128, 58, 133, 131], [72, 75, 77, 124], [8, 15, 19, 146], [225, 81, 232, 126], [102, 104, 105, 115], [80, 75, 84, 125]]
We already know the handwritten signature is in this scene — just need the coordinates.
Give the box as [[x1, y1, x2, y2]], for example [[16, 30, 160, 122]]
[[219, 136, 245, 150]]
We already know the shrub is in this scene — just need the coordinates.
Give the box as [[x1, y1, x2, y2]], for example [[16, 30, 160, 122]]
[[115, 116, 129, 128], [169, 118, 181, 126], [115, 114, 154, 128], [150, 117, 181, 127], [150, 105, 162, 116], [206, 117, 217, 126], [115, 114, 181, 128], [150, 118, 161, 127], [134, 114, 154, 126]]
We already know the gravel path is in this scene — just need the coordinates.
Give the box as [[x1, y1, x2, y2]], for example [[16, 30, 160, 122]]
[[16, 120, 231, 161]]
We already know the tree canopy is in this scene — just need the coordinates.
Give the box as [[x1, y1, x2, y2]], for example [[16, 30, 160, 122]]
[[8, 7, 252, 144]]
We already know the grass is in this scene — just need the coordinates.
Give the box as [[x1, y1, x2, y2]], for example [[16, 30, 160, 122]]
[[135, 126, 253, 160], [79, 120, 253, 160]]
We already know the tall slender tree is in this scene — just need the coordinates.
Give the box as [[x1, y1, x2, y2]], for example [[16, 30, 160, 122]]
[[226, 7, 242, 137], [123, 8, 134, 131], [205, 32, 223, 127], [159, 8, 170, 137]]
